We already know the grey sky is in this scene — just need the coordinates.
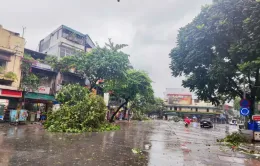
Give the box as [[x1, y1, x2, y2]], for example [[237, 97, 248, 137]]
[[0, 0, 210, 97]]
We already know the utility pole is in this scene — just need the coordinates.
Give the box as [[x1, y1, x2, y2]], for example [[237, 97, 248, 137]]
[[243, 76, 246, 99], [243, 75, 248, 127]]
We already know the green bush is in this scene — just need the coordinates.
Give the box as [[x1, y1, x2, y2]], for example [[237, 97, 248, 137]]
[[218, 132, 250, 146], [4, 72, 18, 81], [132, 112, 150, 121], [45, 84, 120, 133], [55, 84, 90, 105]]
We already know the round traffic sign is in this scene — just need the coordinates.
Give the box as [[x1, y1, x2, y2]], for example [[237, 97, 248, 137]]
[[240, 107, 250, 116], [240, 99, 251, 107]]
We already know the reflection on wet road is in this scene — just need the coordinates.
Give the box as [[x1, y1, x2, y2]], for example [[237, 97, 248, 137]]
[[0, 121, 259, 166]]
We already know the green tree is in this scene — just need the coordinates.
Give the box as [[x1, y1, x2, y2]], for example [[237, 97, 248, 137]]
[[105, 69, 154, 122], [130, 96, 165, 120], [20, 54, 39, 91], [169, 0, 260, 119], [233, 97, 240, 111], [56, 39, 130, 90], [105, 38, 128, 51]]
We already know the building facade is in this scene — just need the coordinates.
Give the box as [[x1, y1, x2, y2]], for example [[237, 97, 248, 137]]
[[38, 25, 95, 59], [23, 49, 57, 116], [38, 25, 94, 91], [0, 25, 25, 120]]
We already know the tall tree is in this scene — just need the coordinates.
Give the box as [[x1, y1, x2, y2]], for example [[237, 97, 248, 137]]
[[233, 97, 241, 111], [105, 69, 154, 122], [169, 0, 260, 119]]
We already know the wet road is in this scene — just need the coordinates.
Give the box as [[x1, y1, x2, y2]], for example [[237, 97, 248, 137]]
[[0, 121, 259, 166]]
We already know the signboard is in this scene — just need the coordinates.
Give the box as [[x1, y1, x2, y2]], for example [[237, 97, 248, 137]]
[[240, 99, 250, 107], [167, 94, 192, 105], [37, 86, 50, 94], [253, 115, 260, 121], [240, 107, 250, 116], [0, 89, 22, 98], [9, 110, 17, 122], [19, 109, 28, 122], [32, 62, 52, 70]]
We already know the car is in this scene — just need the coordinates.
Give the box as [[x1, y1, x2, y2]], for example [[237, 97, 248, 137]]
[[200, 118, 213, 128]]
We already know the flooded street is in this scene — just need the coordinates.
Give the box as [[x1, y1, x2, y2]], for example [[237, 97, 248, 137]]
[[0, 121, 259, 166]]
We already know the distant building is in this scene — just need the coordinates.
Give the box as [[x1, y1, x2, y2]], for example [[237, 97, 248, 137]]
[[38, 25, 95, 59], [163, 88, 221, 119]]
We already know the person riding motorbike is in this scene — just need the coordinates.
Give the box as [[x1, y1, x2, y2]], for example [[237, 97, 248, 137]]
[[184, 117, 191, 127]]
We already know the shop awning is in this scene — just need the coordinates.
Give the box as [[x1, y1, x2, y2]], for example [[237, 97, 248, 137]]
[[24, 92, 55, 101]]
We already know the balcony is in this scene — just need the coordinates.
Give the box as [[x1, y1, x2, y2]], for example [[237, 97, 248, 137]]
[[0, 66, 17, 87]]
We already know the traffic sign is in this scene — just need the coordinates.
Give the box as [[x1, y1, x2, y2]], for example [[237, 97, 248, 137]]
[[252, 115, 260, 121], [240, 99, 251, 107], [240, 107, 250, 116]]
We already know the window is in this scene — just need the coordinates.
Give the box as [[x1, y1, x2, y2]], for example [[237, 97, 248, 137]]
[[174, 107, 177, 111], [207, 108, 209, 112], [0, 60, 6, 67], [39, 38, 51, 52], [170, 107, 172, 110], [191, 108, 193, 111], [179, 107, 182, 111], [62, 29, 84, 45], [0, 60, 6, 73], [60, 46, 76, 57], [195, 108, 198, 112]]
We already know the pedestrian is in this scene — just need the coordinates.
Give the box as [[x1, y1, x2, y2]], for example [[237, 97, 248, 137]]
[[36, 110, 41, 122], [128, 110, 132, 122], [119, 112, 123, 120]]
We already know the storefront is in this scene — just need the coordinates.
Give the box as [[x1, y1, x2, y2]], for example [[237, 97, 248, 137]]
[[24, 92, 55, 122], [0, 89, 23, 121]]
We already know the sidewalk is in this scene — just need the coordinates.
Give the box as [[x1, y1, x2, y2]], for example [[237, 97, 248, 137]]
[[239, 143, 260, 156]]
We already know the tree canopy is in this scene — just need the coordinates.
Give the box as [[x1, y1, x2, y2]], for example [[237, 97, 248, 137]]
[[55, 39, 130, 89], [169, 0, 260, 116]]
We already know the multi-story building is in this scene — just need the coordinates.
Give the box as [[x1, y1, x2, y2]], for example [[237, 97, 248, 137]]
[[38, 25, 95, 59], [23, 49, 57, 116], [38, 25, 94, 91], [0, 25, 25, 118]]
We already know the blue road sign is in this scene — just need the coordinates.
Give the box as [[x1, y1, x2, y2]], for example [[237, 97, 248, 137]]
[[240, 99, 250, 107], [240, 107, 250, 116]]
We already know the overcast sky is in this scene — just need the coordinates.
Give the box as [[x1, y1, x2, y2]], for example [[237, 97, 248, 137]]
[[0, 0, 210, 97]]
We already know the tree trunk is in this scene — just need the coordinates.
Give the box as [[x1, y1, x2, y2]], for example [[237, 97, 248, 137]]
[[109, 100, 128, 123], [249, 97, 255, 122]]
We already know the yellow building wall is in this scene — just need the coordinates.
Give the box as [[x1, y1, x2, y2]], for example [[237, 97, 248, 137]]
[[0, 26, 25, 90]]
